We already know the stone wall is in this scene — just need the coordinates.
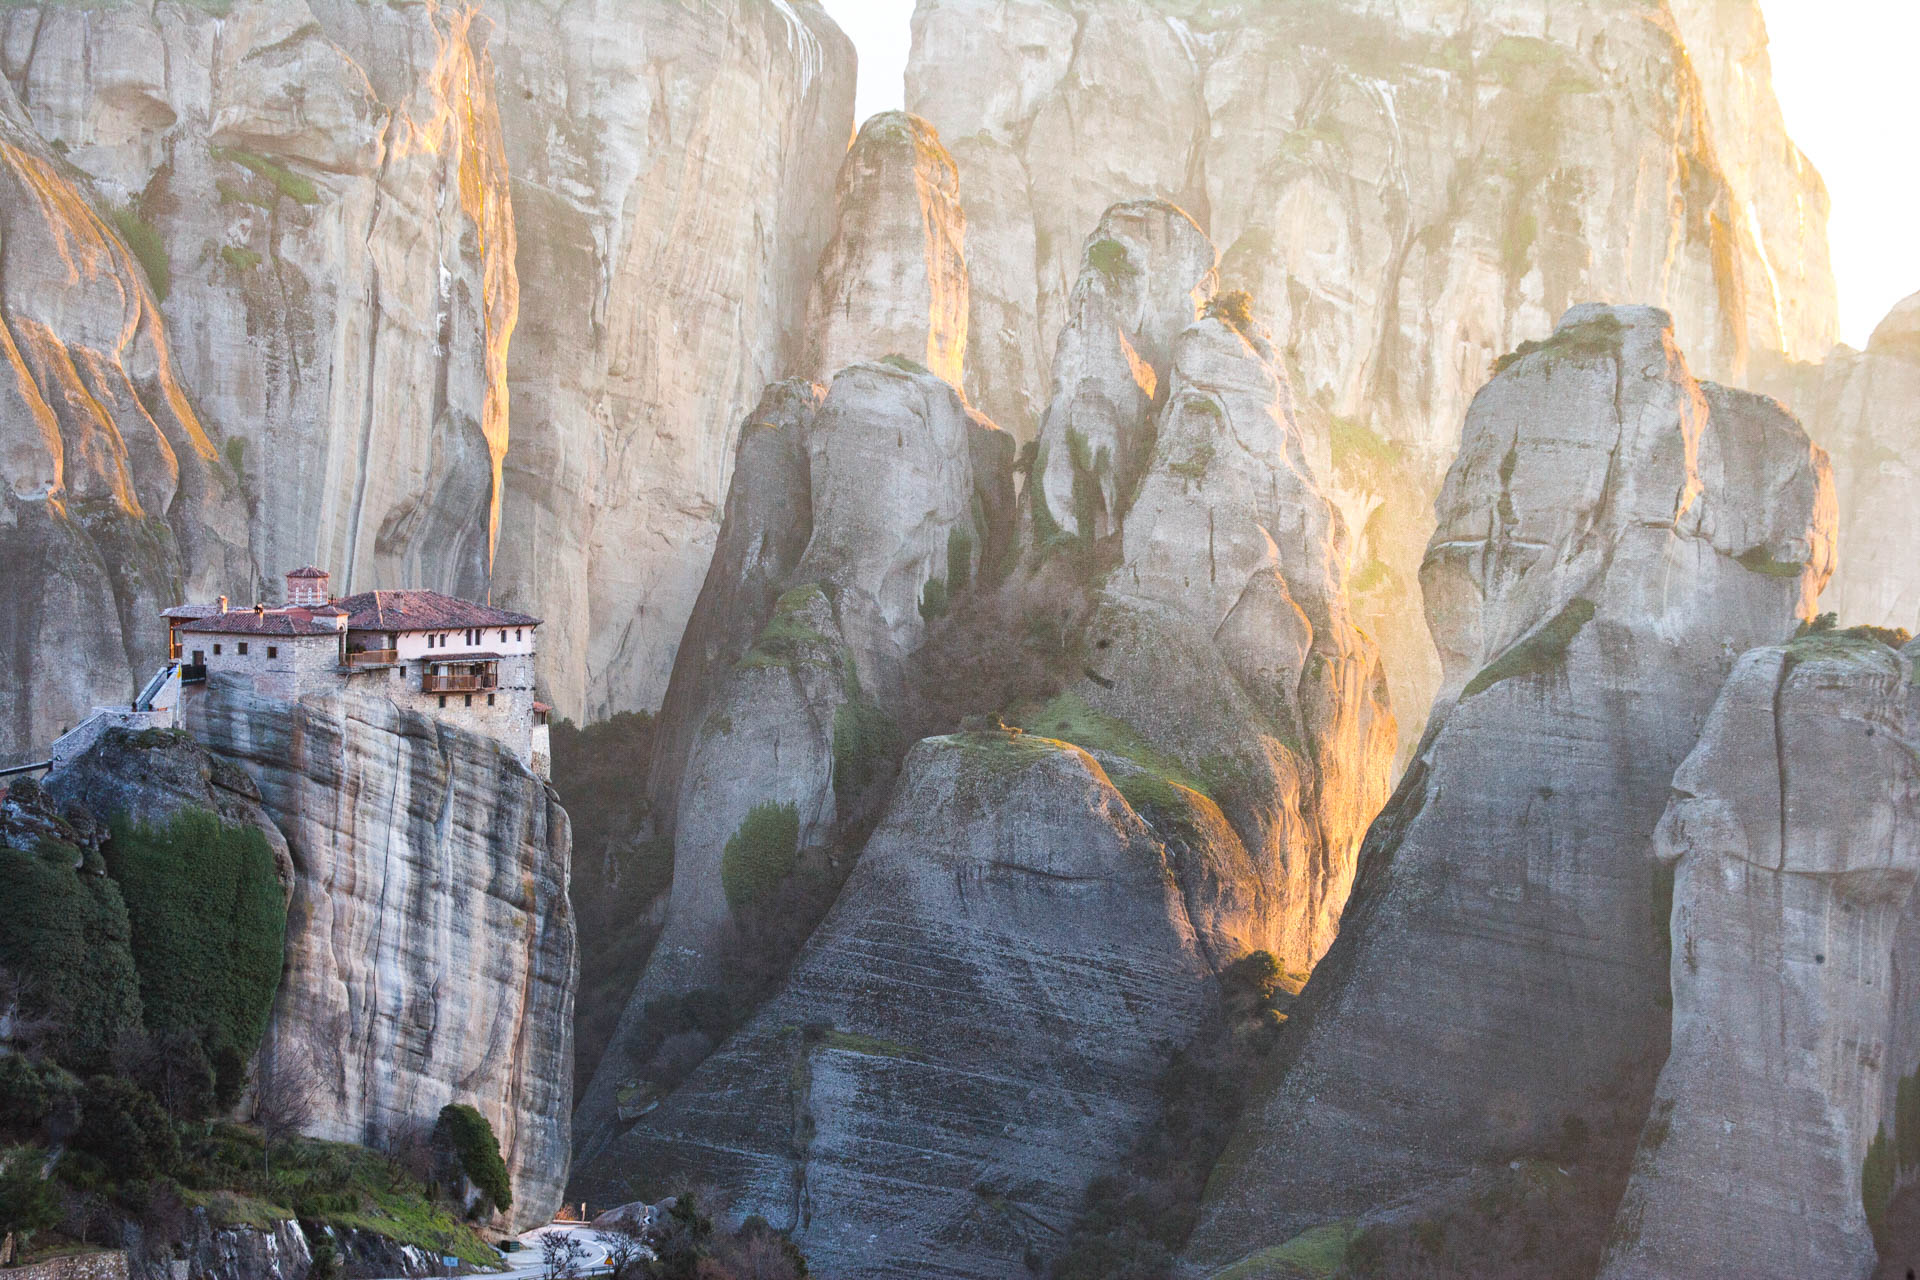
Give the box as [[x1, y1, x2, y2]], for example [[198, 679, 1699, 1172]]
[[1, 1250, 130, 1280]]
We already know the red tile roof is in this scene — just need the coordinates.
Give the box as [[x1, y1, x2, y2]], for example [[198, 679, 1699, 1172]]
[[334, 589, 541, 632], [180, 610, 343, 637], [286, 566, 331, 579]]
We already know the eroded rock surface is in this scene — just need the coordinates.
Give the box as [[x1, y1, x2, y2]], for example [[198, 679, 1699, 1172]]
[[572, 733, 1212, 1278], [187, 677, 575, 1227], [0, 76, 248, 759], [906, 0, 1838, 759], [1187, 305, 1835, 1275], [1600, 633, 1920, 1280]]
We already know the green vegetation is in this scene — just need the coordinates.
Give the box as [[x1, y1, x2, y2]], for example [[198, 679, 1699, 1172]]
[[1735, 546, 1805, 579], [216, 148, 319, 204], [0, 1146, 60, 1245], [919, 573, 950, 622], [1205, 289, 1255, 336], [105, 809, 287, 1104], [1480, 35, 1600, 94], [1784, 614, 1914, 671], [108, 204, 169, 302], [219, 245, 262, 272], [833, 697, 900, 799], [1088, 237, 1137, 286], [433, 1104, 510, 1214], [0, 831, 144, 1074], [1328, 415, 1401, 473], [1349, 558, 1390, 595], [1460, 597, 1596, 699], [1210, 1222, 1356, 1279], [1493, 312, 1625, 374], [1862, 1061, 1920, 1248], [1169, 441, 1215, 482], [878, 353, 928, 375], [1865, 1124, 1895, 1245], [1011, 693, 1211, 798], [947, 527, 975, 594], [741, 584, 834, 669], [720, 802, 801, 908]]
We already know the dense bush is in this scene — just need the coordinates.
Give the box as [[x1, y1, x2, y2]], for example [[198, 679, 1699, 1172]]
[[720, 803, 800, 908], [0, 1146, 60, 1242], [105, 808, 288, 1102], [433, 1104, 511, 1214], [0, 842, 144, 1073], [73, 1075, 179, 1182]]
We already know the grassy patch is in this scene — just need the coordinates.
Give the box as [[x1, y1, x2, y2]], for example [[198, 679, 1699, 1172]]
[[215, 148, 319, 205], [1735, 546, 1805, 579], [1493, 312, 1624, 375], [108, 204, 169, 302], [818, 1029, 924, 1061], [878, 353, 927, 375], [1329, 415, 1401, 471], [1461, 597, 1596, 699], [219, 245, 262, 272], [1010, 693, 1210, 798], [1210, 1221, 1356, 1279], [740, 584, 834, 669], [720, 802, 800, 909], [1088, 237, 1136, 286]]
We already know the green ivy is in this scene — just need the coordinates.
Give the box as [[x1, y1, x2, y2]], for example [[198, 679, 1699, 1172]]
[[720, 803, 800, 908], [434, 1103, 512, 1213], [0, 841, 144, 1073]]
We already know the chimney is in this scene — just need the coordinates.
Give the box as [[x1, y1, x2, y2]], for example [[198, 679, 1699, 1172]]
[[286, 566, 331, 607], [255, 603, 266, 617], [217, 596, 228, 614]]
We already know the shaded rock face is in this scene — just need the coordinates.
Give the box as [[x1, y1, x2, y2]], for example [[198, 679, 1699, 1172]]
[[482, 0, 856, 722], [573, 363, 1014, 1163], [6, 0, 517, 603], [186, 677, 575, 1228], [906, 0, 1838, 760], [0, 78, 248, 760], [803, 112, 968, 388], [1758, 292, 1920, 633], [1599, 636, 1920, 1280], [1187, 306, 1835, 1274], [572, 734, 1212, 1278]]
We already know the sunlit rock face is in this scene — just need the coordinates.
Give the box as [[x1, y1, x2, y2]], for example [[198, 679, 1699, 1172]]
[[1758, 292, 1920, 633], [481, 0, 856, 722], [188, 678, 575, 1229], [6, 0, 517, 604], [907, 0, 1838, 761], [1598, 635, 1920, 1280], [1187, 306, 1834, 1276], [572, 733, 1213, 1279], [0, 78, 249, 759], [803, 112, 968, 388], [572, 363, 1015, 1166]]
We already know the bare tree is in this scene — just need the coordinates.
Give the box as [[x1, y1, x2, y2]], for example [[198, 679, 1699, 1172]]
[[253, 1043, 321, 1178], [601, 1227, 651, 1280], [538, 1231, 590, 1280]]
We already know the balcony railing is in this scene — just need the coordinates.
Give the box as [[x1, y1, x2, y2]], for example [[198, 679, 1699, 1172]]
[[422, 668, 498, 694], [346, 648, 399, 668]]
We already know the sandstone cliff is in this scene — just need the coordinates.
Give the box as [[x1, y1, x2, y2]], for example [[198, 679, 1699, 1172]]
[[179, 677, 574, 1228], [1187, 305, 1834, 1276], [906, 0, 1838, 758], [482, 0, 855, 721], [1599, 631, 1920, 1280], [6, 0, 518, 604], [1758, 292, 1920, 633], [0, 74, 248, 760]]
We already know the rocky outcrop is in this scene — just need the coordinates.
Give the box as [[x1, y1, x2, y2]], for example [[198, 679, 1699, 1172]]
[[482, 0, 856, 721], [1758, 292, 1920, 632], [184, 676, 574, 1228], [0, 76, 248, 760], [571, 732, 1214, 1277], [6, 0, 517, 603], [906, 0, 1838, 759], [1187, 306, 1835, 1275], [573, 360, 1014, 1163], [1599, 632, 1920, 1280], [802, 112, 968, 388]]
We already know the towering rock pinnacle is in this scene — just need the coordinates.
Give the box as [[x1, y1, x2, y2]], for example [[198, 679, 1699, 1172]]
[[1599, 633, 1920, 1280], [7, 0, 518, 603], [804, 112, 969, 389], [482, 0, 857, 722], [0, 76, 249, 759], [1187, 305, 1835, 1276]]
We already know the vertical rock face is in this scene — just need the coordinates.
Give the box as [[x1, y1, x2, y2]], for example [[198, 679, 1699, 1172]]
[[573, 362, 1014, 1163], [0, 78, 249, 759], [1187, 306, 1834, 1274], [803, 112, 968, 388], [1599, 634, 1920, 1280], [572, 733, 1213, 1279], [482, 0, 856, 721], [187, 678, 575, 1228], [906, 0, 1838, 758], [6, 0, 519, 602], [1758, 292, 1920, 632]]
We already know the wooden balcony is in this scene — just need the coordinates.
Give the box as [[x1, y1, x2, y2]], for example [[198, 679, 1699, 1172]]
[[346, 648, 399, 668], [422, 663, 499, 694]]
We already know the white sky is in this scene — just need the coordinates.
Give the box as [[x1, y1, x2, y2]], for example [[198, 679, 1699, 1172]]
[[819, 0, 1917, 349]]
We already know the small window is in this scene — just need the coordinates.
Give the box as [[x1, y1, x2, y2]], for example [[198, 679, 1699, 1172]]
[[515, 628, 523, 642], [463, 694, 472, 708], [438, 695, 447, 709], [267, 646, 278, 659], [500, 629, 507, 643], [213, 643, 223, 656], [486, 693, 495, 706], [237, 642, 249, 656]]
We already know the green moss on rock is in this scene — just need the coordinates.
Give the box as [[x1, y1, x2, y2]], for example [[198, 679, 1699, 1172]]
[[720, 802, 800, 908], [1461, 597, 1596, 699]]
